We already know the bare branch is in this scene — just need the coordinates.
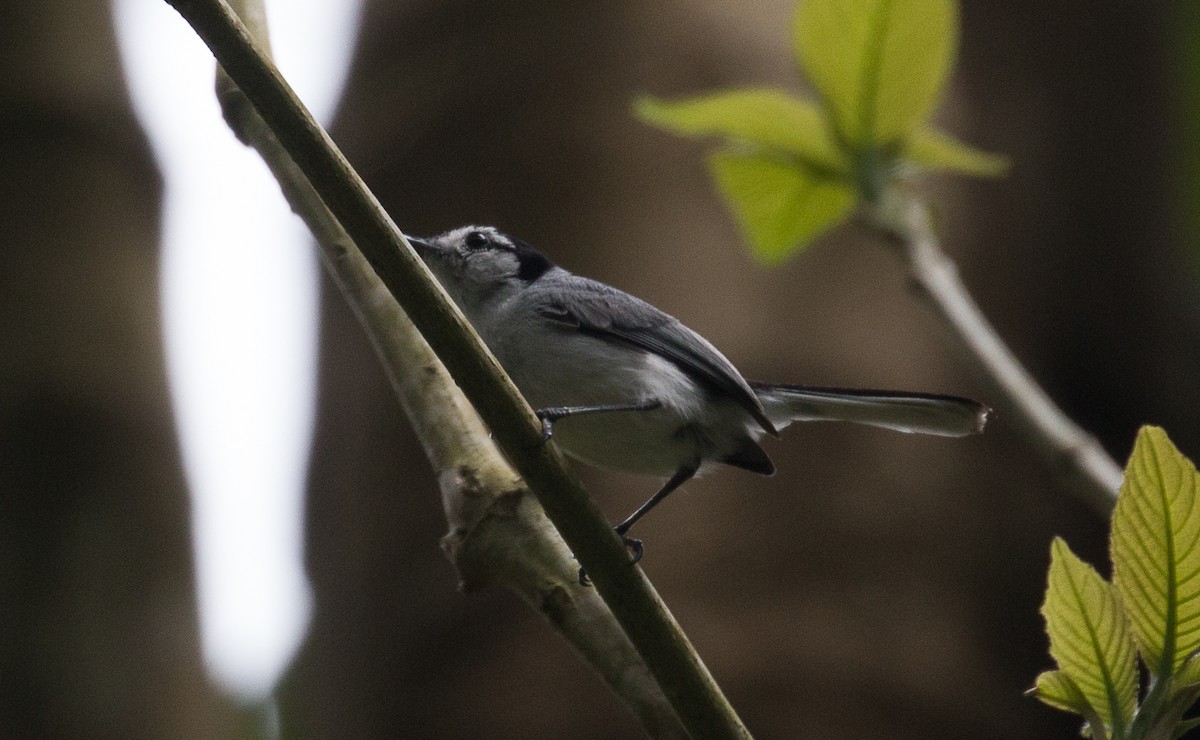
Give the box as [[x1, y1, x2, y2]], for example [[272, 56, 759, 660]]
[[869, 193, 1122, 515]]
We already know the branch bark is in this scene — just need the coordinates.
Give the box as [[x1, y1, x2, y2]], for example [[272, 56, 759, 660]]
[[870, 193, 1123, 515], [175, 0, 740, 736]]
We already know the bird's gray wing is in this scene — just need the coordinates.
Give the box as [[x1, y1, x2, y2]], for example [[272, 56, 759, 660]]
[[532, 276, 777, 436]]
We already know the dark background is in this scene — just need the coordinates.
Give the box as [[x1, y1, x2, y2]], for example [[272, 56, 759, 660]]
[[4, 1, 1198, 738]]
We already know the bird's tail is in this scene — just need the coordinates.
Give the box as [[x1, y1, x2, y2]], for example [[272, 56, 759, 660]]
[[752, 382, 989, 437]]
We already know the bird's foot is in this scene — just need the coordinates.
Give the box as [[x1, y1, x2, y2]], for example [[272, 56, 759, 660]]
[[622, 535, 644, 565], [534, 407, 569, 444], [576, 533, 645, 587]]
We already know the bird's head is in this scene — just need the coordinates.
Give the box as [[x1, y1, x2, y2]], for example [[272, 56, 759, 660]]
[[406, 226, 554, 307]]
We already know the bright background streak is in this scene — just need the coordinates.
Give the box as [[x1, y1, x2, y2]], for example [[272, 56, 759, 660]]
[[114, 0, 363, 700]]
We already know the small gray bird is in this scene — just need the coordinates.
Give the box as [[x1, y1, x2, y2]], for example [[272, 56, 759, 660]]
[[407, 226, 987, 557]]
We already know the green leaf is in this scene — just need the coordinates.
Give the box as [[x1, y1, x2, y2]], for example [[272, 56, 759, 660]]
[[794, 0, 957, 147], [1042, 537, 1138, 731], [1111, 426, 1200, 678], [707, 150, 856, 264], [1029, 671, 1112, 740], [1030, 670, 1093, 716], [904, 127, 1009, 177], [635, 91, 847, 173], [1175, 651, 1200, 689], [1174, 716, 1200, 738]]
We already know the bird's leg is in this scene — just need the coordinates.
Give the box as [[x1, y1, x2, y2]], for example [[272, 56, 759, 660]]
[[577, 464, 697, 586], [535, 399, 661, 442], [614, 464, 698, 546]]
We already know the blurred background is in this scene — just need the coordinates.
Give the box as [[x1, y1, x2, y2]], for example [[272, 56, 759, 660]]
[[3, 1, 1199, 738]]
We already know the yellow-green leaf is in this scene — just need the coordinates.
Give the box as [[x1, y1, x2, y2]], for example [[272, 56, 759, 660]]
[[794, 0, 957, 147], [1029, 670, 1113, 740], [1111, 426, 1200, 678], [1175, 651, 1200, 689], [1042, 537, 1138, 731], [707, 151, 855, 264], [905, 128, 1009, 177], [635, 91, 847, 173], [1030, 669, 1093, 716]]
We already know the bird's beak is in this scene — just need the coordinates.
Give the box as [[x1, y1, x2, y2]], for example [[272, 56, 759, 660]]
[[403, 234, 435, 259]]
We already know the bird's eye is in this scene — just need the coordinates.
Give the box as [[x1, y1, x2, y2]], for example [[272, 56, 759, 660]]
[[464, 231, 490, 250]]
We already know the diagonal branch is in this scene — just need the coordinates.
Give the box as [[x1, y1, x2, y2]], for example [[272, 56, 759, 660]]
[[869, 193, 1123, 515], [214, 24, 682, 737], [169, 0, 746, 736]]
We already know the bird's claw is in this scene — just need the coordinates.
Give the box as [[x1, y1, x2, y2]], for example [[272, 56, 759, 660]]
[[534, 407, 565, 445], [576, 533, 645, 587], [621, 536, 644, 565]]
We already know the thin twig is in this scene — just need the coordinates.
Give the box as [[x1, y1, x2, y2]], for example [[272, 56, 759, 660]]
[[870, 193, 1123, 515], [171, 0, 745, 736]]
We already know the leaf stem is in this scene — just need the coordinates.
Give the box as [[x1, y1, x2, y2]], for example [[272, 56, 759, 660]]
[[167, 0, 746, 736]]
